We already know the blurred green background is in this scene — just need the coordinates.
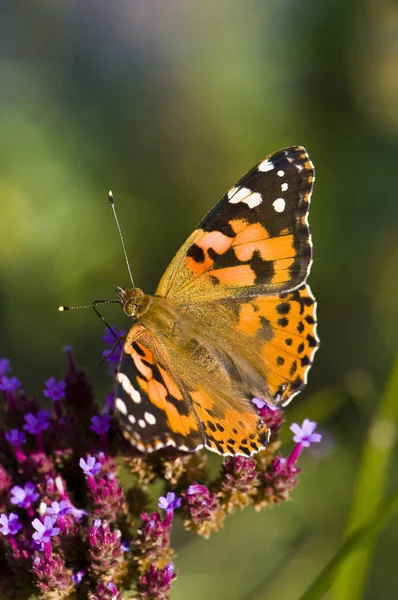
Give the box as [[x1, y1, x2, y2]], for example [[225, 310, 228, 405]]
[[1, 1, 398, 599]]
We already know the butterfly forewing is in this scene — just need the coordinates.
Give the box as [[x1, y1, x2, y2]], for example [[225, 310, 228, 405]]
[[156, 146, 314, 302]]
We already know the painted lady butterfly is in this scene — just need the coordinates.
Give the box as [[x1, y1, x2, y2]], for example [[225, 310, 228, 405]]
[[114, 146, 319, 456]]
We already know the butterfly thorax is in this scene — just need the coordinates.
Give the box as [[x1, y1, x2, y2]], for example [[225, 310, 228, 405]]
[[117, 286, 185, 339]]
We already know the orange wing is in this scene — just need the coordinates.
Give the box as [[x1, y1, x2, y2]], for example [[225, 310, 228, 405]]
[[156, 146, 314, 303], [115, 321, 269, 456], [230, 283, 319, 405], [115, 323, 204, 453]]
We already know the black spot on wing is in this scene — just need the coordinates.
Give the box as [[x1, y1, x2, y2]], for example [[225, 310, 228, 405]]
[[187, 243, 205, 263]]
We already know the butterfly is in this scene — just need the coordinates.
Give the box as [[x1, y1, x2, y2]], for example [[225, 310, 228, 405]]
[[114, 146, 319, 456]]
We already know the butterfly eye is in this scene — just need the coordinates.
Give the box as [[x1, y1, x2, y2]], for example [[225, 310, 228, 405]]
[[124, 301, 138, 317]]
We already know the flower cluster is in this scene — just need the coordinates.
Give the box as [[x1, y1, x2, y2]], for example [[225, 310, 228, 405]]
[[0, 332, 322, 599]]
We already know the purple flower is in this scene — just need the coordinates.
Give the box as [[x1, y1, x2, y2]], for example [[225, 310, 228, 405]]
[[0, 358, 11, 377], [0, 376, 20, 392], [70, 506, 88, 521], [10, 482, 39, 508], [79, 455, 102, 476], [0, 513, 22, 536], [23, 410, 51, 434], [43, 377, 66, 401], [186, 484, 208, 495], [102, 327, 126, 364], [72, 570, 85, 584], [252, 397, 278, 411], [251, 397, 284, 433], [46, 501, 73, 517], [90, 414, 112, 435], [158, 492, 182, 512], [290, 419, 322, 447], [32, 516, 60, 542], [5, 428, 26, 447], [102, 327, 125, 347]]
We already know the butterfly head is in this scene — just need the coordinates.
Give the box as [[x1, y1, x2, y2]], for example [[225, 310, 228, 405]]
[[116, 286, 147, 318]]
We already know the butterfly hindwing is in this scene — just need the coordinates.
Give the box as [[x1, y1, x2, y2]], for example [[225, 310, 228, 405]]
[[115, 321, 270, 456], [156, 146, 314, 302], [229, 283, 319, 405], [115, 323, 204, 453]]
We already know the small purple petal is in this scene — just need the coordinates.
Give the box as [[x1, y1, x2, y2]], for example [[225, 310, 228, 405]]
[[5, 429, 26, 447], [70, 506, 87, 521], [10, 482, 39, 508], [290, 419, 322, 447], [252, 397, 279, 411], [0, 513, 22, 536], [32, 518, 45, 536], [102, 327, 126, 364], [79, 455, 102, 476], [46, 501, 72, 517], [32, 516, 60, 542], [72, 570, 85, 584], [23, 410, 51, 434], [103, 326, 125, 346], [186, 484, 208, 495], [90, 413, 112, 435], [43, 377, 66, 401], [0, 376, 20, 392], [158, 492, 181, 512]]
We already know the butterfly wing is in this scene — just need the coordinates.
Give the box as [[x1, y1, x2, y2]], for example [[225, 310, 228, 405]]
[[115, 321, 269, 456], [197, 283, 319, 406], [115, 323, 204, 453], [156, 146, 314, 302]]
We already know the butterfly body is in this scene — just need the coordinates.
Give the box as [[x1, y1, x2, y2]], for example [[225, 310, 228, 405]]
[[115, 146, 319, 456]]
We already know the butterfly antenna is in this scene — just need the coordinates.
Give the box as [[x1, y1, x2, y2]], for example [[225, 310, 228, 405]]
[[58, 299, 120, 332], [58, 299, 120, 312], [108, 190, 135, 289]]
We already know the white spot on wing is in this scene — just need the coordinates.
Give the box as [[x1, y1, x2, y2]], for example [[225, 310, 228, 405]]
[[116, 372, 142, 404], [144, 412, 156, 425], [228, 186, 262, 208], [115, 398, 127, 415], [128, 414, 136, 424], [281, 182, 288, 192], [273, 198, 286, 212], [138, 419, 146, 428], [178, 444, 190, 452], [277, 170, 285, 177], [258, 158, 274, 172]]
